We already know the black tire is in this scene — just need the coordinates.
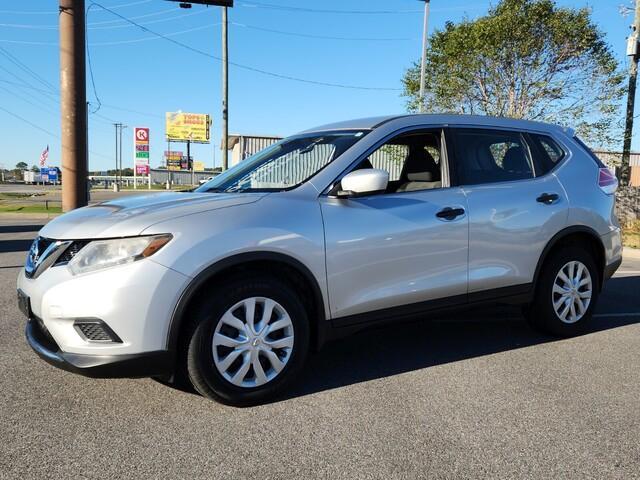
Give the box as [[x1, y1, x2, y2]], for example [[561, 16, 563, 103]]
[[184, 274, 309, 407], [526, 245, 600, 337]]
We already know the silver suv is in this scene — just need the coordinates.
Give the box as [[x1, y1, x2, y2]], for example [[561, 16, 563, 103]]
[[17, 114, 622, 406]]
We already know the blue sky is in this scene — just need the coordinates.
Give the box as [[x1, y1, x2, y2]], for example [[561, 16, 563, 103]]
[[0, 0, 634, 172]]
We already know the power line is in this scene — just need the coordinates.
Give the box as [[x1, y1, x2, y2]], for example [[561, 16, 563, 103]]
[[89, 8, 207, 29], [91, 24, 214, 45], [0, 24, 214, 46], [231, 22, 416, 41], [87, 2, 400, 91], [238, 1, 422, 14], [0, 0, 152, 15], [86, 5, 102, 113], [0, 104, 59, 138], [0, 45, 58, 92]]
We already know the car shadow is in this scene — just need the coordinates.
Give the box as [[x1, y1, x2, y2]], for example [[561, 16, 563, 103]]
[[0, 224, 43, 234], [156, 276, 639, 403], [282, 275, 640, 402], [0, 239, 33, 254]]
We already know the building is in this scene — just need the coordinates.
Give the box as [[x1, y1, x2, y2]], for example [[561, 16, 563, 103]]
[[228, 134, 282, 167]]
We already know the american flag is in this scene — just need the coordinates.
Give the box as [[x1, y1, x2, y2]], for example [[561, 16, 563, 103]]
[[39, 145, 48, 167]]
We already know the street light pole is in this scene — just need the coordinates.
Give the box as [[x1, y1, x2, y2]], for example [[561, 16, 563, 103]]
[[418, 0, 431, 113], [221, 6, 229, 170]]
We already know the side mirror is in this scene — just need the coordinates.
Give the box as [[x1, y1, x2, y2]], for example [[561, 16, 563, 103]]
[[336, 168, 389, 198]]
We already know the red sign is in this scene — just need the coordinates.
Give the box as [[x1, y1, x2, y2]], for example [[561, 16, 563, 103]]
[[135, 128, 149, 142], [136, 164, 149, 175]]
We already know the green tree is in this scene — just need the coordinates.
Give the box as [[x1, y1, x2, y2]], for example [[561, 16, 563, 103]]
[[402, 0, 624, 147], [31, 165, 40, 173], [15, 162, 28, 170]]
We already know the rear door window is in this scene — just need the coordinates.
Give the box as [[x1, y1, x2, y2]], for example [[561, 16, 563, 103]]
[[528, 134, 566, 175], [451, 129, 534, 185]]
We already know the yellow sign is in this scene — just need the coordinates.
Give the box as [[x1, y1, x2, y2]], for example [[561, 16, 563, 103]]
[[165, 112, 211, 143], [193, 161, 205, 172]]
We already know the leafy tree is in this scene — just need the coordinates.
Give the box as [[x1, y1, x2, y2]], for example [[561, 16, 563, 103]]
[[402, 0, 624, 147], [31, 165, 40, 173], [15, 162, 28, 170]]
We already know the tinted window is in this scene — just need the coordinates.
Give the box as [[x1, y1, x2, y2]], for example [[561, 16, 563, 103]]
[[529, 134, 566, 174], [452, 129, 534, 185]]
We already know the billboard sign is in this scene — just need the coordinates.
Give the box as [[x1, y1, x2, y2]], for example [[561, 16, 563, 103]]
[[165, 112, 211, 143], [165, 150, 183, 171], [134, 127, 150, 176], [193, 161, 205, 172]]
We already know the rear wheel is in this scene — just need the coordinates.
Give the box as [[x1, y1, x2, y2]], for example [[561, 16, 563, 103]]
[[184, 275, 309, 406], [526, 246, 599, 336]]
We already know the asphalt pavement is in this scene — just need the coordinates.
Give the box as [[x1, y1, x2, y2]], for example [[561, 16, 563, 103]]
[[1, 220, 639, 479]]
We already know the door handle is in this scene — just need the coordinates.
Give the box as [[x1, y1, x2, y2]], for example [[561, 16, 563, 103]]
[[436, 207, 465, 220], [536, 193, 559, 204]]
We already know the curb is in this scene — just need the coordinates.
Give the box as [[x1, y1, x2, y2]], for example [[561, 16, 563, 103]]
[[624, 247, 640, 259]]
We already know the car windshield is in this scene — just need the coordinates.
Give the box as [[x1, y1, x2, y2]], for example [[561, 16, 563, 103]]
[[196, 130, 368, 193]]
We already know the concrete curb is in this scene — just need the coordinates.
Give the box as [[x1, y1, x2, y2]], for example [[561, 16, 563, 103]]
[[624, 247, 640, 259], [0, 213, 59, 221]]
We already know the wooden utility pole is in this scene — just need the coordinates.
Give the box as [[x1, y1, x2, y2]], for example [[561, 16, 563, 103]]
[[221, 6, 229, 170], [59, 0, 88, 211], [622, 0, 640, 186]]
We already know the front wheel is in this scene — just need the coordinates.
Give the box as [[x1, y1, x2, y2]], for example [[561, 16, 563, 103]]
[[526, 246, 600, 337], [184, 275, 309, 406]]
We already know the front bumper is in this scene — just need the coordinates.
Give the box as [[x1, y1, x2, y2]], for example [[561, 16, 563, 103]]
[[25, 317, 172, 378]]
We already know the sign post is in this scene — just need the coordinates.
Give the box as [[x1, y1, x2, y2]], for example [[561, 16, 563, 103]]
[[134, 127, 150, 190]]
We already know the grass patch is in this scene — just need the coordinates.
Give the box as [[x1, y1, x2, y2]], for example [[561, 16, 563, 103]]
[[622, 220, 640, 249], [0, 204, 62, 214]]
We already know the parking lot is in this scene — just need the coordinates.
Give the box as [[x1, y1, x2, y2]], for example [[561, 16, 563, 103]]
[[1, 219, 639, 479]]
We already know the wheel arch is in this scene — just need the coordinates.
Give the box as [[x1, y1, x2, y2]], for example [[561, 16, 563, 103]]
[[165, 251, 329, 370], [533, 226, 606, 293]]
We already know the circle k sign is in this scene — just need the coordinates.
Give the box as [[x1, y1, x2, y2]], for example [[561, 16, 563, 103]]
[[135, 128, 149, 142]]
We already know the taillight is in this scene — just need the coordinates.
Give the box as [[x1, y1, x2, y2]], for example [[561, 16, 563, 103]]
[[598, 168, 618, 195]]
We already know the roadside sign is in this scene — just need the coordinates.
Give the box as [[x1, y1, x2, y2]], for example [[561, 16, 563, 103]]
[[47, 167, 58, 182], [134, 127, 150, 177], [165, 112, 211, 144]]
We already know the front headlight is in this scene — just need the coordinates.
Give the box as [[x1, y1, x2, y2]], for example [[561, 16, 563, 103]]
[[67, 234, 172, 275]]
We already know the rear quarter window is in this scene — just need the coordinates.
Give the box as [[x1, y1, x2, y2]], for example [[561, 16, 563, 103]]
[[528, 134, 566, 175]]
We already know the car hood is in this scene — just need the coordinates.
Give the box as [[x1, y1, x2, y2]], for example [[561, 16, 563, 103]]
[[40, 191, 268, 239]]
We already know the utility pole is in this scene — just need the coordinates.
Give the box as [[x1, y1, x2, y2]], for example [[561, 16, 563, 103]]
[[59, 0, 88, 211], [418, 0, 431, 113], [221, 6, 229, 170], [119, 124, 124, 186], [623, 0, 640, 186]]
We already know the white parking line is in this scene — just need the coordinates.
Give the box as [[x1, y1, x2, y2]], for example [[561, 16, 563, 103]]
[[594, 312, 640, 318]]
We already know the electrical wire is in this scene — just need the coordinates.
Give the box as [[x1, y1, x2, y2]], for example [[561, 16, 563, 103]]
[[238, 1, 422, 14], [87, 2, 401, 91], [0, 24, 215, 47], [0, 46, 58, 92], [231, 22, 417, 41], [0, 104, 59, 138], [86, 5, 102, 113], [0, 0, 152, 15]]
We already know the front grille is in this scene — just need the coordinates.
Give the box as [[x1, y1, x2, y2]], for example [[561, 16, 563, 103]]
[[73, 320, 122, 343], [55, 241, 89, 265]]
